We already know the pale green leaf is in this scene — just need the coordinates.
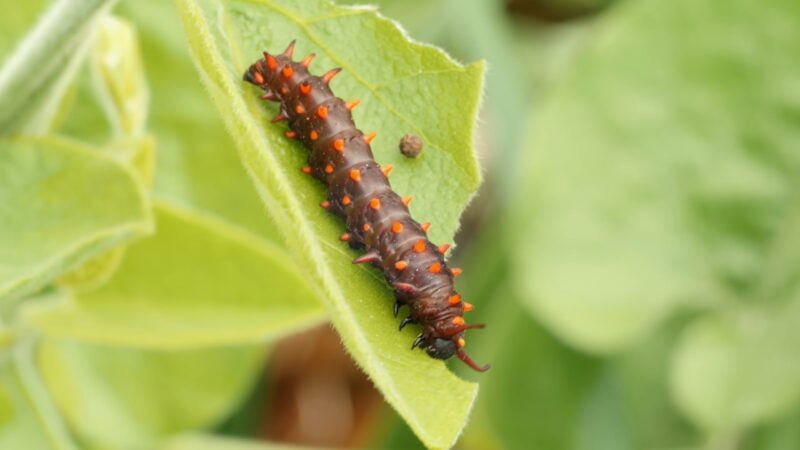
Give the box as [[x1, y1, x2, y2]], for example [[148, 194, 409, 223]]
[[0, 135, 152, 303], [177, 0, 484, 447], [511, 0, 800, 352], [0, 358, 60, 449], [38, 339, 265, 449], [0, 0, 116, 135], [670, 301, 800, 433], [28, 202, 324, 348]]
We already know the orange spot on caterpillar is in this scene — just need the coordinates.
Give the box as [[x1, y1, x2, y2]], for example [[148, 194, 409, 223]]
[[282, 65, 293, 78], [363, 223, 371, 232], [449, 294, 461, 305], [429, 262, 442, 273], [395, 261, 408, 271], [333, 139, 345, 152], [295, 104, 305, 114], [282, 40, 296, 58], [392, 221, 403, 233], [322, 68, 341, 84], [301, 53, 315, 67], [421, 222, 430, 232], [402, 195, 413, 206], [342, 195, 351, 206], [299, 82, 311, 95], [317, 106, 328, 118], [463, 302, 474, 312], [301, 166, 312, 174], [340, 233, 350, 242], [453, 316, 465, 326], [438, 244, 450, 254], [266, 54, 278, 70], [285, 130, 297, 139], [346, 99, 360, 110], [381, 164, 394, 177], [310, 130, 319, 141], [414, 240, 426, 253], [324, 164, 334, 174], [450, 267, 462, 277], [280, 86, 289, 94], [350, 169, 361, 182], [364, 132, 377, 144], [252, 71, 264, 84], [369, 198, 381, 210], [320, 200, 330, 209], [458, 338, 466, 348]]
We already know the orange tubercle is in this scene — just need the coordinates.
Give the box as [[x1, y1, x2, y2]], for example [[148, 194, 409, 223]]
[[449, 294, 461, 305], [333, 139, 345, 152], [381, 164, 394, 177], [392, 221, 403, 233], [364, 132, 377, 144], [350, 169, 361, 182], [463, 302, 474, 312], [299, 82, 311, 95], [429, 262, 442, 273], [301, 166, 312, 174], [450, 267, 462, 277], [363, 223, 371, 232], [320, 200, 330, 209], [452, 316, 465, 326], [266, 55, 278, 70], [324, 164, 334, 174], [317, 106, 328, 118], [369, 198, 381, 210], [438, 244, 450, 254], [282, 65, 293, 78], [457, 338, 466, 348], [346, 99, 360, 110], [295, 104, 305, 114], [252, 71, 264, 84], [402, 196, 413, 206], [421, 222, 430, 232], [301, 53, 315, 67], [285, 130, 297, 139], [342, 195, 351, 206], [310, 130, 319, 141], [414, 239, 426, 253], [340, 233, 350, 242], [395, 261, 408, 271]]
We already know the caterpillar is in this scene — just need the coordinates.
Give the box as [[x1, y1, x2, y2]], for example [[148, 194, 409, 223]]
[[243, 41, 489, 372]]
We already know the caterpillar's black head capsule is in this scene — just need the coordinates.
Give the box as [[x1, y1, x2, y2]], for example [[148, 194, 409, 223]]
[[425, 338, 458, 360]]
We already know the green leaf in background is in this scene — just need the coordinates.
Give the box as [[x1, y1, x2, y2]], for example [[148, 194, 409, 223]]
[[0, 358, 61, 449], [38, 339, 265, 449], [177, 0, 484, 447], [116, 1, 282, 241], [28, 202, 324, 348], [0, 135, 152, 303], [511, 0, 800, 353], [0, 0, 116, 135], [671, 301, 800, 434]]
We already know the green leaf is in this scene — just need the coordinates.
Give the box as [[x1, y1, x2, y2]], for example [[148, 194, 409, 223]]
[[38, 339, 265, 449], [28, 202, 324, 348], [0, 0, 116, 135], [0, 358, 63, 449], [670, 301, 800, 433], [0, 135, 152, 303], [176, 0, 484, 447], [511, 0, 800, 353]]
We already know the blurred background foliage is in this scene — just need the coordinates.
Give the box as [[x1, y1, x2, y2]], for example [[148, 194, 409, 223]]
[[1, 0, 800, 449]]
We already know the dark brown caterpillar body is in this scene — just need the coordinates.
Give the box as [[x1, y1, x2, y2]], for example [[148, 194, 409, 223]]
[[244, 41, 489, 372]]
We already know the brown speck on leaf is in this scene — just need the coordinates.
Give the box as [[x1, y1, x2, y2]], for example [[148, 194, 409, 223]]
[[399, 133, 423, 158]]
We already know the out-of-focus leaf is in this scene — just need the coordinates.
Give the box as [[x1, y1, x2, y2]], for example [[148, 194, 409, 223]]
[[163, 433, 329, 450], [0, 136, 152, 303], [0, 0, 48, 60], [511, 0, 800, 353], [177, 0, 484, 447], [38, 339, 265, 449], [116, 1, 281, 240], [0, 358, 60, 449], [28, 202, 324, 347], [670, 301, 800, 433], [462, 298, 600, 450], [0, 0, 116, 135], [745, 406, 800, 450]]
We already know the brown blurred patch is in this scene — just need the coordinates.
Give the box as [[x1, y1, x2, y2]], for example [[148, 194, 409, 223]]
[[261, 324, 384, 448]]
